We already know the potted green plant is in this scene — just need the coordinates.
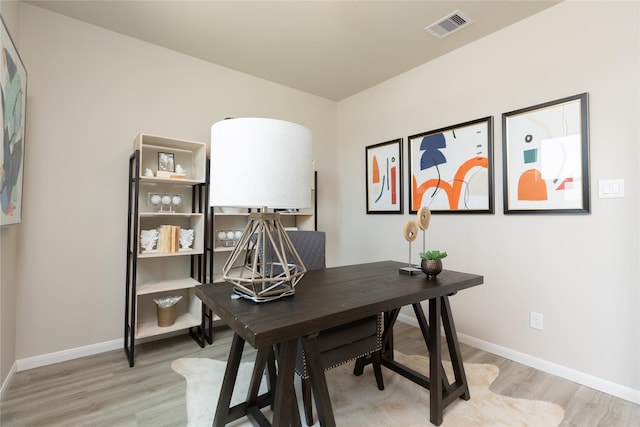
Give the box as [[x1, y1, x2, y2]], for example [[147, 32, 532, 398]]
[[419, 250, 447, 278]]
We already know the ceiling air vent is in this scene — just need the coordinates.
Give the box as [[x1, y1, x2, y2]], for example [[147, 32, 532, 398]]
[[425, 10, 473, 39]]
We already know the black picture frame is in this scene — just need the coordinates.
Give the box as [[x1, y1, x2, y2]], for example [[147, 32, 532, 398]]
[[407, 117, 494, 214], [502, 93, 590, 214], [365, 138, 403, 214]]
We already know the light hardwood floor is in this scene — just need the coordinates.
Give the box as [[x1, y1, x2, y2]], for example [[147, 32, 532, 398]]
[[1, 322, 639, 426]]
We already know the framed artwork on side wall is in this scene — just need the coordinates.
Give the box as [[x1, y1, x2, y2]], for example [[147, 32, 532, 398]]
[[366, 138, 403, 214], [1, 16, 27, 227], [502, 93, 590, 214], [408, 116, 494, 214]]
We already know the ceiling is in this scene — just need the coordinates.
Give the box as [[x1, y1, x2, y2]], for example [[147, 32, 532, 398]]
[[25, 1, 560, 101]]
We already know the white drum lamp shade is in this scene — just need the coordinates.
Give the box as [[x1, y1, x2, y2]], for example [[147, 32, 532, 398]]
[[210, 118, 313, 302], [210, 118, 312, 209]]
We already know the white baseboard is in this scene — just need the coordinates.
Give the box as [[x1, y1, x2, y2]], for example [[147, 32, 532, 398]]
[[16, 339, 121, 372], [14, 330, 188, 372], [397, 313, 640, 405], [0, 360, 17, 399]]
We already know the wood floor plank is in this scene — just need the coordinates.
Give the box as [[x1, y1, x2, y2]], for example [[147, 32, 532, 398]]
[[1, 323, 638, 426]]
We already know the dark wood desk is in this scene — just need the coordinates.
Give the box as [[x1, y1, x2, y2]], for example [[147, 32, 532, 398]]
[[196, 260, 483, 426]]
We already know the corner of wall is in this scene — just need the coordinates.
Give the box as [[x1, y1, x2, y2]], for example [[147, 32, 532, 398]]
[[0, 360, 17, 399], [0, 0, 21, 394]]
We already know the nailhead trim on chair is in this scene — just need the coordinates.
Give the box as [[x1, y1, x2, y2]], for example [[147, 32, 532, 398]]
[[296, 313, 384, 379]]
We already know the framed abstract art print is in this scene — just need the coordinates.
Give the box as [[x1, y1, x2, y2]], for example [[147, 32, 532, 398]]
[[1, 16, 27, 227], [366, 138, 403, 214], [408, 117, 494, 214], [502, 93, 590, 214]]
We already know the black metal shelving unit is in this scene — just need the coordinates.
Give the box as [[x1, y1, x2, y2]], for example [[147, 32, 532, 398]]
[[124, 149, 211, 367]]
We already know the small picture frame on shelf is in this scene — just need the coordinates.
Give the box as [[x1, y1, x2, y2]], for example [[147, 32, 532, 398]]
[[158, 152, 175, 172]]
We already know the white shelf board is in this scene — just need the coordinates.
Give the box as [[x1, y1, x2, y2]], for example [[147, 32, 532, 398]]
[[138, 248, 203, 258], [137, 277, 200, 295], [139, 212, 203, 218], [135, 312, 200, 339], [280, 212, 313, 217], [139, 176, 204, 186], [213, 212, 250, 216]]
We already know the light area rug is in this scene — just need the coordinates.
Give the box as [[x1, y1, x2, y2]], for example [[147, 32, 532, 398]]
[[172, 351, 565, 427]]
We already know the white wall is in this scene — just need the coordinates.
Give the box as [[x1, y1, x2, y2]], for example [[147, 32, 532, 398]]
[[14, 3, 337, 360], [337, 0, 639, 395]]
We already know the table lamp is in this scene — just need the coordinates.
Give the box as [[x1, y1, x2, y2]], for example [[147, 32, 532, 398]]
[[210, 118, 312, 302]]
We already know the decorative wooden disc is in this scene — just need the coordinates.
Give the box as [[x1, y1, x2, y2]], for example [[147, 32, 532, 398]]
[[403, 220, 419, 242], [417, 206, 431, 231]]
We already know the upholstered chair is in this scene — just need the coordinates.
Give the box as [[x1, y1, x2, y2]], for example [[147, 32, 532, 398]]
[[275, 231, 385, 426]]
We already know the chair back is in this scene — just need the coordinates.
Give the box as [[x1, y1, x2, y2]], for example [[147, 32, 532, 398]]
[[287, 231, 326, 271], [255, 230, 325, 275]]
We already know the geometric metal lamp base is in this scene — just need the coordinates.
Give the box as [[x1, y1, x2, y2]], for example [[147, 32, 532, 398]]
[[222, 211, 306, 302]]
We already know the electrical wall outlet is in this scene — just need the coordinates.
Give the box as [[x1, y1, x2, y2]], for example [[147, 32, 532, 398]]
[[530, 312, 544, 330]]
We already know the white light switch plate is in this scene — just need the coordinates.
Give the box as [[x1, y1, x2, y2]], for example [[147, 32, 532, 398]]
[[598, 179, 624, 198]]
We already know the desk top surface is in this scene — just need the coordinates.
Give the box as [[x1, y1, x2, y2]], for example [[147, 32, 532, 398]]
[[196, 260, 483, 348]]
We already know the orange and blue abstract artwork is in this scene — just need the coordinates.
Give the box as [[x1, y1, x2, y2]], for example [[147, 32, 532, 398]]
[[366, 139, 402, 214], [503, 93, 588, 213], [408, 117, 493, 213]]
